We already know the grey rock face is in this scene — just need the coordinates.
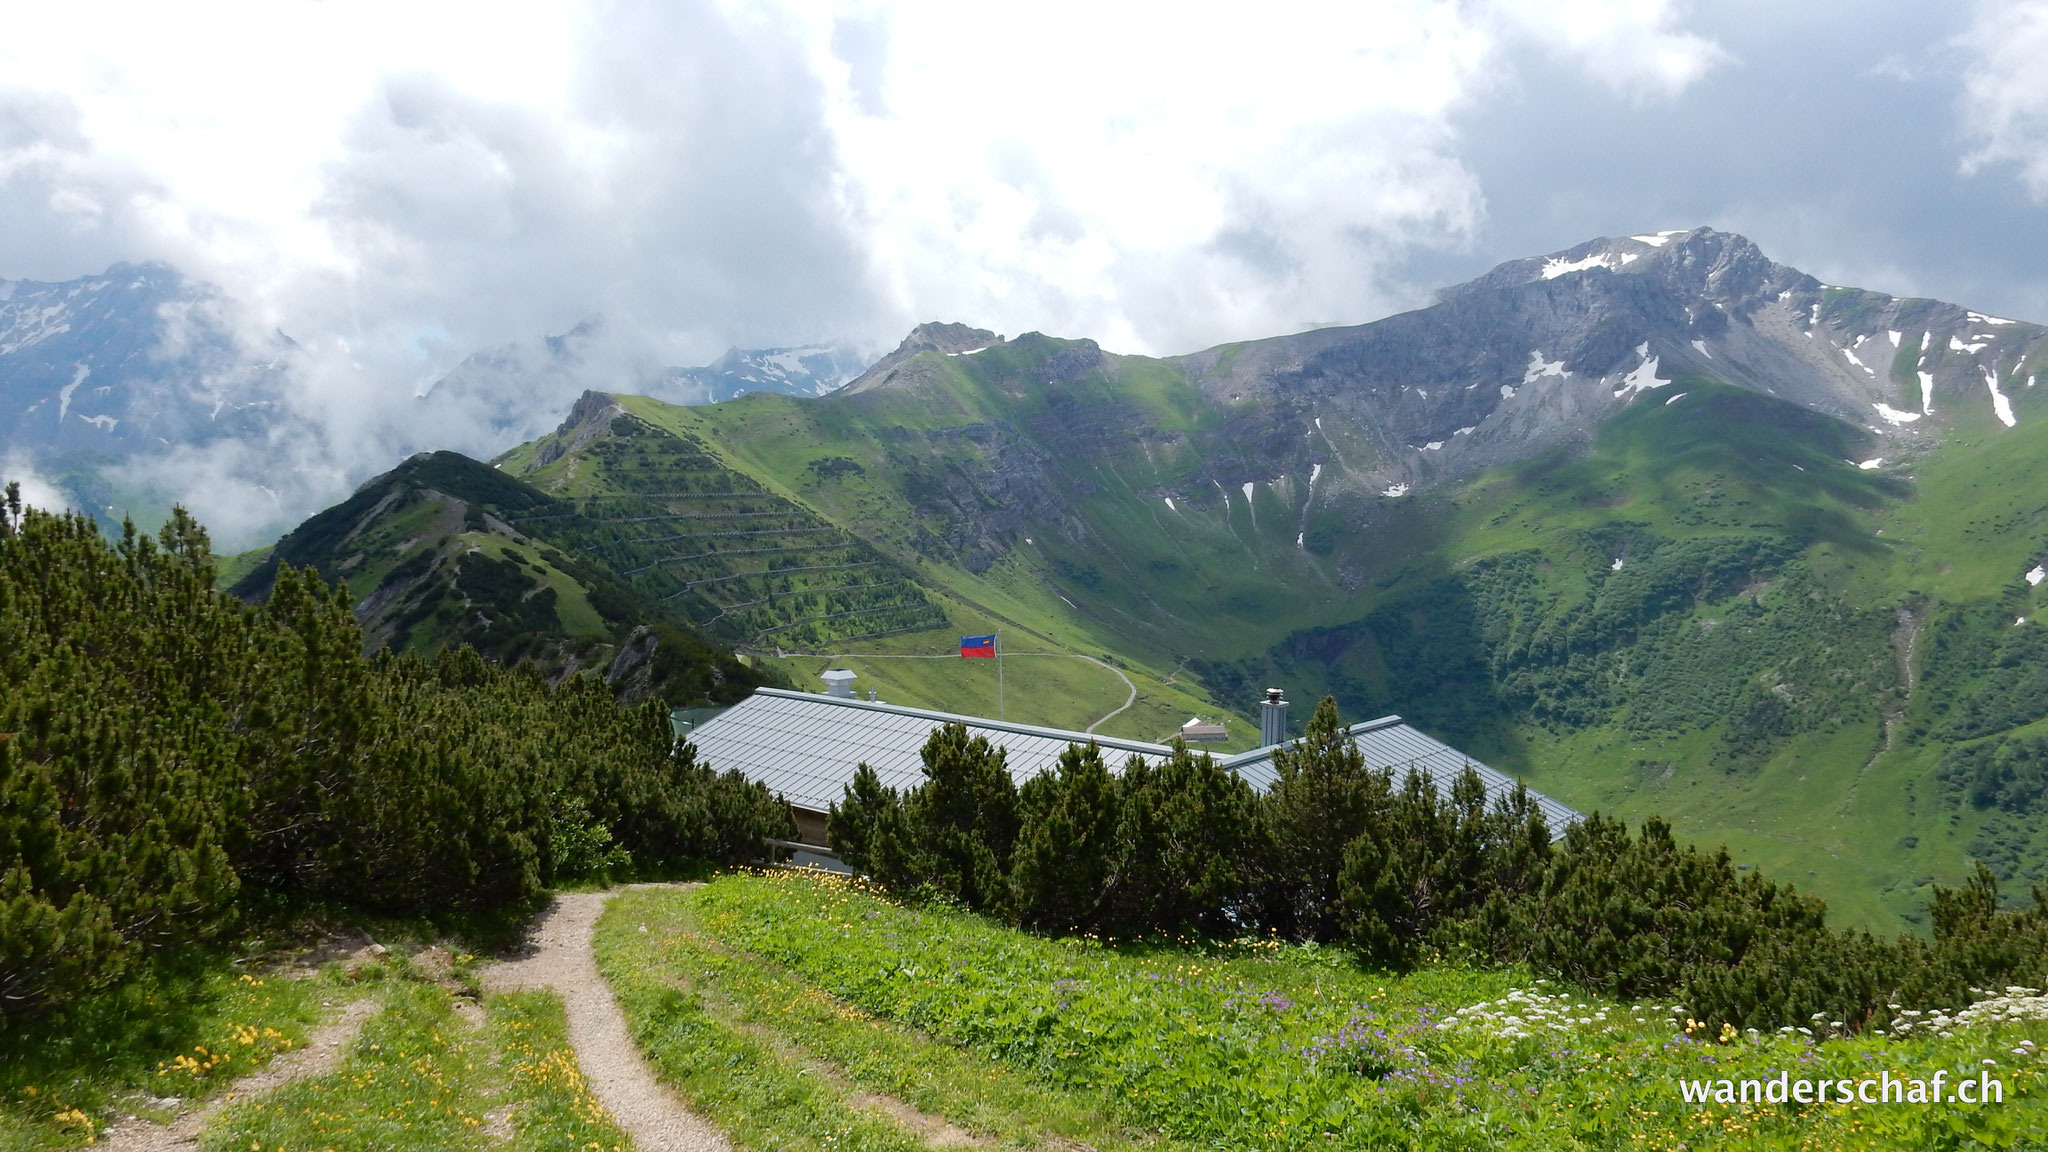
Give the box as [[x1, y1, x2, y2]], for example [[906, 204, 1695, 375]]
[[1166, 227, 2045, 500]]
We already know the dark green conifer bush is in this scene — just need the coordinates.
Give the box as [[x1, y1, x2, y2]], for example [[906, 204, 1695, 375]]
[[830, 687, 2048, 1032], [1097, 741, 1259, 937], [0, 485, 788, 1018], [1008, 742, 1118, 931]]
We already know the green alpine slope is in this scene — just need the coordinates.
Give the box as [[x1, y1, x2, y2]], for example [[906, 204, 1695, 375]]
[[487, 391, 1249, 746], [577, 335, 2048, 932], [227, 448, 766, 707]]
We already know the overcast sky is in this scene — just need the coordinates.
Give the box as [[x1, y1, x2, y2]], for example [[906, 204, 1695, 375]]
[[8, 1, 2048, 537]]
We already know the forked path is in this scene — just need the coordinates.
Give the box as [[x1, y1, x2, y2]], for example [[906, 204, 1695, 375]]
[[483, 885, 729, 1152]]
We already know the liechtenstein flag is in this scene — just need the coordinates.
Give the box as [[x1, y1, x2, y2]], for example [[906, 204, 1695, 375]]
[[960, 634, 997, 658]]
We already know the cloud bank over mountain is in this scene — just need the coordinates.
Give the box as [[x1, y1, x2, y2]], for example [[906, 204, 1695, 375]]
[[4, 0, 2048, 541]]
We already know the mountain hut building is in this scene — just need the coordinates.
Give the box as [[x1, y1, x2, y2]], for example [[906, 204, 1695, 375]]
[[682, 686, 1583, 868]]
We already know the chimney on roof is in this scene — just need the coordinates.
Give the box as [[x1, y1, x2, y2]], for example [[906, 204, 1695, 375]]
[[1259, 688, 1288, 747], [821, 669, 857, 699]]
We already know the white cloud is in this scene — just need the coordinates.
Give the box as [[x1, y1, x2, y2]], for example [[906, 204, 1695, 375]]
[[0, 1, 1730, 363], [2, 452, 73, 514], [786, 0, 1728, 352], [1487, 0, 1731, 99], [0, 0, 1730, 542], [1957, 0, 2048, 199]]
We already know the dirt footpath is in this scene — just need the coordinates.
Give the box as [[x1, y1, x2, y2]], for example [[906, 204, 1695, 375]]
[[483, 886, 729, 1152], [95, 997, 381, 1152]]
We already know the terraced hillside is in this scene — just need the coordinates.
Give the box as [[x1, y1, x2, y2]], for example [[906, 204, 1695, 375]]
[[498, 391, 948, 650], [495, 391, 1250, 746], [228, 448, 766, 706]]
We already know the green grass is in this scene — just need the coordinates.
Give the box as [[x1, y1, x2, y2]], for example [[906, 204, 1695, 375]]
[[214, 544, 273, 589], [612, 872, 2048, 1152], [752, 615, 1259, 751], [595, 884, 1186, 1152], [0, 965, 335, 1150], [206, 984, 636, 1152]]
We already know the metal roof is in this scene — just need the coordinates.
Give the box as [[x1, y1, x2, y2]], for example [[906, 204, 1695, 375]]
[[686, 688, 1581, 833], [685, 689, 1172, 814], [1217, 716, 1582, 835]]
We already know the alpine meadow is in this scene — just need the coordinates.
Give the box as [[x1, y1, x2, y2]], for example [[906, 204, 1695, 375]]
[[9, 225, 2048, 1151]]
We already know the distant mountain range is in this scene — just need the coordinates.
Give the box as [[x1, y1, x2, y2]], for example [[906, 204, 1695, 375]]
[[0, 264, 873, 536], [26, 227, 2048, 931], [0, 261, 288, 458]]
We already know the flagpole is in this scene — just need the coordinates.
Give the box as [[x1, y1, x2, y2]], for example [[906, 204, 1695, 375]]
[[997, 630, 1005, 721]]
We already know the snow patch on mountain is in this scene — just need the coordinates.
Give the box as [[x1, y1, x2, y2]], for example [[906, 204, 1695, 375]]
[[1919, 372, 1936, 414], [57, 364, 87, 421], [1987, 369, 2017, 427], [0, 304, 74, 357], [1874, 403, 1922, 425], [1542, 252, 1623, 279], [1968, 311, 2018, 326], [1953, 335, 1989, 354], [1523, 351, 1567, 385], [1613, 348, 1669, 397]]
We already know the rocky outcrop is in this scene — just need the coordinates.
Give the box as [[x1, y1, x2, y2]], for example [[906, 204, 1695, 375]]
[[532, 390, 626, 470], [842, 323, 1004, 394]]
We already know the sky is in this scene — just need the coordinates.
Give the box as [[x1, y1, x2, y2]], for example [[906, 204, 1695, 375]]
[[6, 0, 2048, 538]]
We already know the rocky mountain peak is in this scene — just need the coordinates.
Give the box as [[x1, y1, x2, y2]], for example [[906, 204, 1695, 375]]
[[842, 322, 1004, 394], [1440, 227, 1800, 308]]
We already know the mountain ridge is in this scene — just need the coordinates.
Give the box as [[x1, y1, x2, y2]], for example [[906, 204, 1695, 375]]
[[193, 225, 2048, 928]]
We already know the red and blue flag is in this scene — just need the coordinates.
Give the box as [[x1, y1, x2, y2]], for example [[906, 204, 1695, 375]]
[[960, 634, 996, 657]]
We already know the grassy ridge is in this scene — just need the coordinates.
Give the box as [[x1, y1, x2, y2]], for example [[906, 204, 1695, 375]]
[[493, 389, 1258, 741]]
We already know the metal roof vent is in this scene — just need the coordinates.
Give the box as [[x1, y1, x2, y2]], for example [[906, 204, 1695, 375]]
[[1259, 688, 1288, 747], [821, 669, 858, 698]]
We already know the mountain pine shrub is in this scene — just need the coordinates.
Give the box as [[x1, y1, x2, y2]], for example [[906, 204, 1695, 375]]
[[828, 687, 2048, 1032], [0, 485, 788, 1018]]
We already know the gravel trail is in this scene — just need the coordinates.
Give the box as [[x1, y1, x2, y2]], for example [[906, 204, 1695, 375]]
[[483, 886, 729, 1152]]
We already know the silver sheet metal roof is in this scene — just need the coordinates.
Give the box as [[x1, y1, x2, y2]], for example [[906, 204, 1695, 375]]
[[687, 688, 1581, 833], [1220, 716, 1583, 834]]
